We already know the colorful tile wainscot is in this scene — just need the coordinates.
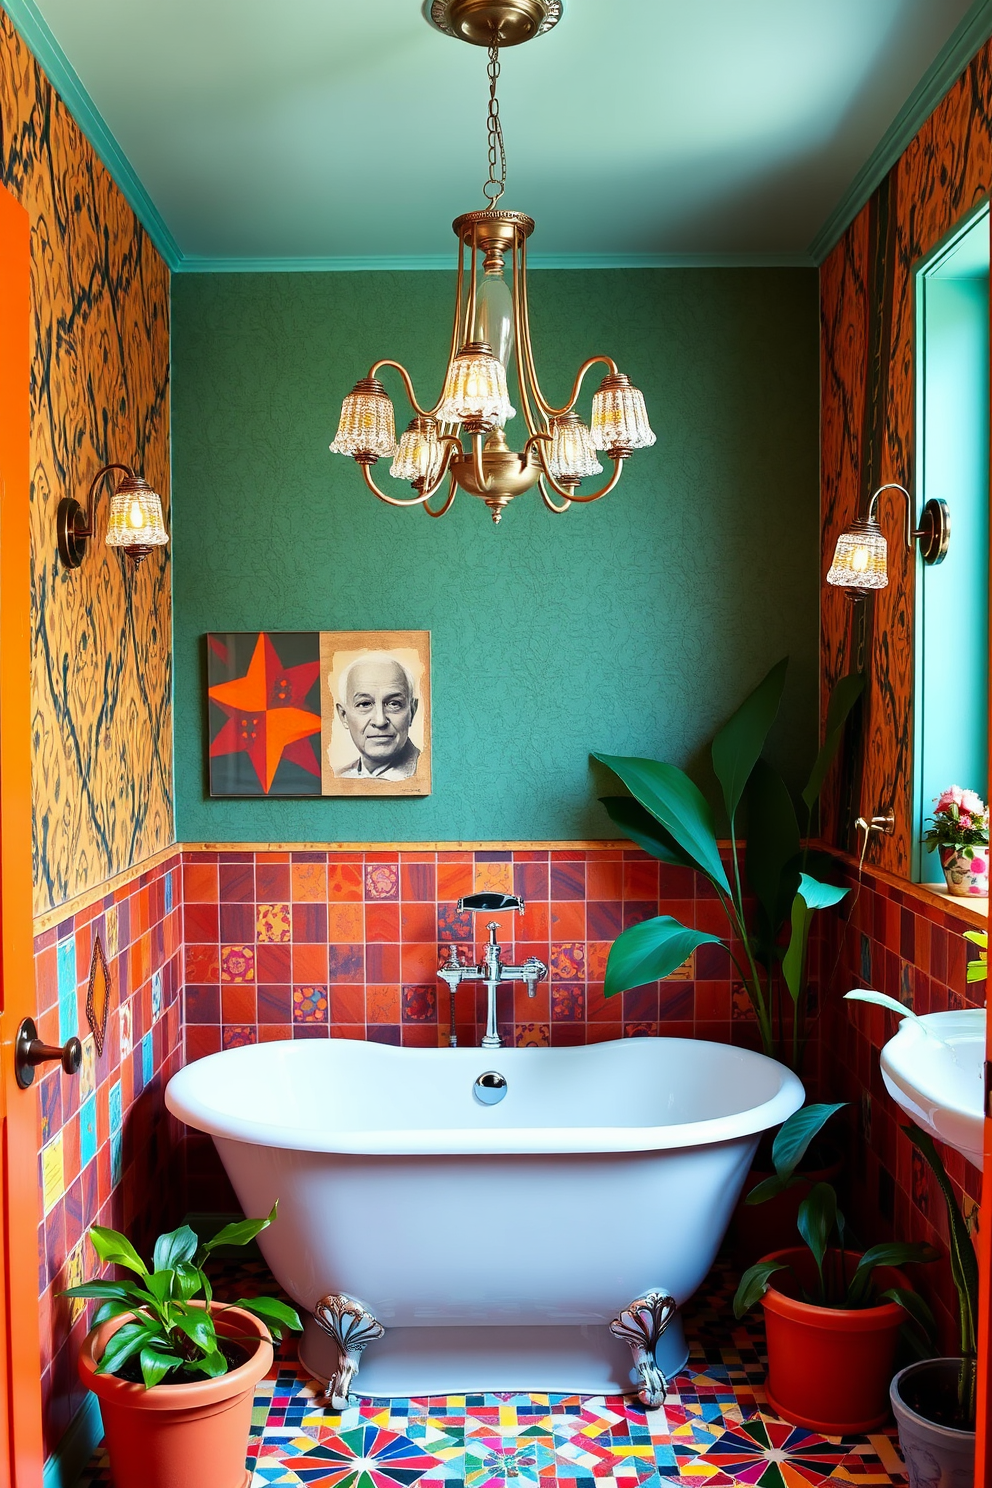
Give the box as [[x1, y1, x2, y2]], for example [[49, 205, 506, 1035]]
[[33, 852, 185, 1458], [181, 846, 756, 1059], [77, 1254, 909, 1488]]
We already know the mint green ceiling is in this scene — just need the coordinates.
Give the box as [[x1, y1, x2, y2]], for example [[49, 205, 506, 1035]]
[[13, 0, 988, 268]]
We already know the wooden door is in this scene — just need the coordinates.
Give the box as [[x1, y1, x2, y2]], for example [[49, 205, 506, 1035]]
[[0, 178, 43, 1486]]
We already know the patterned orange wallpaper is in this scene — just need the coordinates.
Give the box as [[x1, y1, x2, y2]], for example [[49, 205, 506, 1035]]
[[821, 41, 992, 872], [0, 12, 173, 913]]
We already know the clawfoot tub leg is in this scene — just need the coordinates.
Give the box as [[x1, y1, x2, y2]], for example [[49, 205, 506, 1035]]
[[311, 1294, 385, 1409], [609, 1291, 678, 1410]]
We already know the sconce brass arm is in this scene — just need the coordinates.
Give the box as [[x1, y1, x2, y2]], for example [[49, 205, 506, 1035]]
[[75, 462, 135, 538]]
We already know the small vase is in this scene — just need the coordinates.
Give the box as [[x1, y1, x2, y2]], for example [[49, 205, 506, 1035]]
[[939, 846, 989, 898]]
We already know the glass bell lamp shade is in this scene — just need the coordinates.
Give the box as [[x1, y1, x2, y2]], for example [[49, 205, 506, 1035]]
[[329, 378, 398, 461], [826, 519, 888, 590], [437, 342, 515, 429], [105, 475, 168, 556], [590, 373, 656, 455], [390, 416, 445, 488], [472, 253, 514, 369], [547, 413, 602, 483]]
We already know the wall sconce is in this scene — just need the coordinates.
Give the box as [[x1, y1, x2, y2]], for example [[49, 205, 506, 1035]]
[[56, 463, 169, 571], [826, 482, 950, 598]]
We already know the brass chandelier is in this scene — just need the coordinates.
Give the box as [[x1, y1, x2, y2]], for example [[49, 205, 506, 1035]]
[[329, 0, 656, 524]]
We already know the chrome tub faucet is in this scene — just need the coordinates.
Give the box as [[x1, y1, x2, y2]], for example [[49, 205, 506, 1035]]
[[438, 893, 548, 1049]]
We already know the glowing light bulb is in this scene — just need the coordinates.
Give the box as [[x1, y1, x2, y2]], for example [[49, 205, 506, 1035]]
[[128, 499, 145, 529]]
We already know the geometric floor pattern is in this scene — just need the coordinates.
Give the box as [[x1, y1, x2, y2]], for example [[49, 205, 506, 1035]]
[[75, 1259, 909, 1487]]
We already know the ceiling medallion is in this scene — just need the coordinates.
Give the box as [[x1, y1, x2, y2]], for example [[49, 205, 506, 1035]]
[[330, 0, 655, 524], [427, 0, 562, 47]]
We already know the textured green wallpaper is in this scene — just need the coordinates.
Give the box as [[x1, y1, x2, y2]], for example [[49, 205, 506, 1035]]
[[171, 267, 819, 842]]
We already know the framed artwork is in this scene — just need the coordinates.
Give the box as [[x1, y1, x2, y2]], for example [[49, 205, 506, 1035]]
[[207, 630, 431, 797]]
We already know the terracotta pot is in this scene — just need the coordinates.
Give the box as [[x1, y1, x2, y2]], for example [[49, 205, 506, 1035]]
[[78, 1303, 274, 1488], [759, 1247, 912, 1434], [939, 845, 989, 898], [729, 1142, 843, 1265]]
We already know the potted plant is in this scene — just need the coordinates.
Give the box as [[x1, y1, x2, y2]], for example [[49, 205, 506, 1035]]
[[731, 1099, 845, 1264], [733, 1106, 935, 1434], [593, 658, 863, 1072], [923, 785, 989, 897], [66, 1205, 301, 1488], [889, 1125, 977, 1488]]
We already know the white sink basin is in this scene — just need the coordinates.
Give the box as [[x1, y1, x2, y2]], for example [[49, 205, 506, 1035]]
[[880, 1009, 985, 1170]]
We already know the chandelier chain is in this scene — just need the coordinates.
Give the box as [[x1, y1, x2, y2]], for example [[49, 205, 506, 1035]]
[[483, 43, 506, 207]]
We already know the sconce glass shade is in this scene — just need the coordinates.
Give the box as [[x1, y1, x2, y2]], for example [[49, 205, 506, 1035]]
[[390, 416, 445, 487], [547, 413, 602, 483], [826, 518, 888, 590], [437, 343, 515, 429], [590, 373, 656, 455], [105, 476, 168, 551], [329, 378, 398, 461]]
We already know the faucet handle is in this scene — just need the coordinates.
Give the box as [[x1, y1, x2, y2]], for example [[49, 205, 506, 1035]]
[[521, 955, 548, 997], [440, 944, 463, 970]]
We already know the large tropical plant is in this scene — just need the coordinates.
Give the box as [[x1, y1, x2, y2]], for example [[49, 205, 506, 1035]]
[[593, 658, 863, 1070]]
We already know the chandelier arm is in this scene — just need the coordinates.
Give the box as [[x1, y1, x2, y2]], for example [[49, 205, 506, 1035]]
[[538, 476, 571, 514], [423, 472, 458, 518], [511, 232, 542, 436], [418, 437, 463, 501], [471, 431, 494, 493], [547, 356, 621, 419], [533, 441, 625, 504], [517, 232, 553, 420], [368, 360, 431, 419], [436, 235, 467, 413], [359, 462, 438, 508]]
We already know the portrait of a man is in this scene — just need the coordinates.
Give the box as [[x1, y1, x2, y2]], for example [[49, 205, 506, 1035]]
[[320, 631, 431, 796]]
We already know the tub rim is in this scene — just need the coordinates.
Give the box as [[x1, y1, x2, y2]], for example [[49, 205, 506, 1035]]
[[165, 1034, 805, 1156]]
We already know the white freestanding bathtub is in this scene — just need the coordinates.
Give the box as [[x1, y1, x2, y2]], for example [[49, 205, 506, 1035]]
[[166, 1036, 802, 1402]]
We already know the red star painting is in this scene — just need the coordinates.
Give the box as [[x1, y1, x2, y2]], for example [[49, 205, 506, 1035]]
[[207, 632, 321, 796]]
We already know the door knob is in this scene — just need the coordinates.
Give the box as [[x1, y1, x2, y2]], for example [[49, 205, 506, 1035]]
[[14, 1017, 82, 1089]]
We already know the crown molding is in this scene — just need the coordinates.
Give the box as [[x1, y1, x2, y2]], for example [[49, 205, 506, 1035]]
[[809, 0, 992, 264], [3, 0, 183, 269], [176, 250, 814, 273]]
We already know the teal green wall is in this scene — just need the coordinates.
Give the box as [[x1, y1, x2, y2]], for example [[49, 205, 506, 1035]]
[[171, 268, 819, 842]]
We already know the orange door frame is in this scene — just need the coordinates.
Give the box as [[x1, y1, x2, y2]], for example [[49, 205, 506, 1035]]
[[0, 178, 44, 1485]]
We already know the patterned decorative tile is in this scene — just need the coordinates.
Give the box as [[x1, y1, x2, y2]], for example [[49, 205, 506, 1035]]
[[257, 904, 292, 943], [221, 945, 256, 983], [293, 986, 329, 1024], [75, 1256, 905, 1488], [367, 864, 399, 901]]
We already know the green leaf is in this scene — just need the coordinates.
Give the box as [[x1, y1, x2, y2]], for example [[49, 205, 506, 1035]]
[[744, 1172, 795, 1205], [733, 1261, 788, 1319], [847, 1242, 936, 1306], [153, 1225, 198, 1274], [782, 875, 849, 1004], [903, 1124, 979, 1356], [202, 1203, 278, 1257], [770, 1103, 845, 1182], [802, 670, 866, 812], [797, 1182, 838, 1295], [144, 1271, 175, 1307], [744, 760, 801, 957], [598, 796, 695, 869], [95, 1321, 157, 1376], [88, 1227, 148, 1276], [603, 917, 724, 999], [174, 1263, 204, 1303], [140, 1347, 182, 1389], [711, 658, 788, 821], [173, 1313, 216, 1354], [60, 1281, 132, 1301], [236, 1296, 303, 1335], [592, 754, 730, 891], [881, 1286, 937, 1347], [92, 1300, 134, 1326], [189, 1349, 229, 1378], [844, 989, 923, 1023]]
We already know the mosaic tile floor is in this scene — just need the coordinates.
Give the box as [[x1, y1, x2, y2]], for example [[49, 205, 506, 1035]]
[[76, 1258, 908, 1487]]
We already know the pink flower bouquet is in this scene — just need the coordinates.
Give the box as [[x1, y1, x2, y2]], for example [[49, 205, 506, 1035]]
[[924, 786, 989, 896]]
